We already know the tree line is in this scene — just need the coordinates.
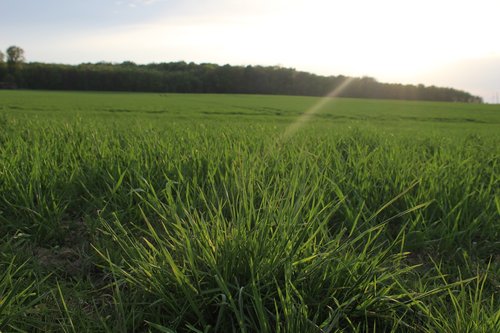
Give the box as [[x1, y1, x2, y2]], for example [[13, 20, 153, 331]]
[[0, 46, 483, 103]]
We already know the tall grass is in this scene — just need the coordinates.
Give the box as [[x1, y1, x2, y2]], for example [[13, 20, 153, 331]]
[[0, 92, 498, 331]]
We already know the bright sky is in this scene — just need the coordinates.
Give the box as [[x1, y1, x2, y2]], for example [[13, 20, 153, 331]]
[[1, 0, 499, 102]]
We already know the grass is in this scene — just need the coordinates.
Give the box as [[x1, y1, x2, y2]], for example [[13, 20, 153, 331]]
[[0, 90, 499, 332]]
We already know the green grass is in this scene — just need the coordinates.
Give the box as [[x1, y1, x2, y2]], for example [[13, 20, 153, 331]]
[[0, 90, 499, 332]]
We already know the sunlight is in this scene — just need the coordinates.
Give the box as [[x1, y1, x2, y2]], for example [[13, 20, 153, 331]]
[[35, 0, 499, 101], [71, 0, 500, 81], [281, 77, 355, 139]]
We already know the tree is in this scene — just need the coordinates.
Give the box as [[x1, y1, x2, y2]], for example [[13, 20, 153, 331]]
[[7, 46, 25, 63], [6, 57, 482, 102], [6, 46, 25, 73]]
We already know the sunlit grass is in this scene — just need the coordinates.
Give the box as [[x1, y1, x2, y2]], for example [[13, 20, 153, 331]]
[[0, 91, 498, 332]]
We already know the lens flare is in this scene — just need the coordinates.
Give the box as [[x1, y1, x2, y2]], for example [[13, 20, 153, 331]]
[[281, 77, 355, 139]]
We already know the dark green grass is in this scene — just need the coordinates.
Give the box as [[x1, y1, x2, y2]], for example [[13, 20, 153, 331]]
[[0, 90, 499, 332], [2, 90, 499, 125]]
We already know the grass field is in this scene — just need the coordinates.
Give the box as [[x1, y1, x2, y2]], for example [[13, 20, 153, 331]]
[[0, 90, 499, 332]]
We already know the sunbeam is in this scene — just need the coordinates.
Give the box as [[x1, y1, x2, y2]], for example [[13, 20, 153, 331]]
[[281, 76, 355, 139]]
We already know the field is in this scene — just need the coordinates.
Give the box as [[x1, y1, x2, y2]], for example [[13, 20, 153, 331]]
[[0, 90, 499, 332]]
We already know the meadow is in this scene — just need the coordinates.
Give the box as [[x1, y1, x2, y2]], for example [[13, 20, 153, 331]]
[[0, 90, 499, 332]]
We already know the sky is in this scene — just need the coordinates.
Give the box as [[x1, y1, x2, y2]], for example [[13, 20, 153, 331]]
[[1, 0, 499, 102]]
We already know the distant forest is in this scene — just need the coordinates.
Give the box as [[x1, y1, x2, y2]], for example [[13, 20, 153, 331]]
[[0, 46, 482, 102]]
